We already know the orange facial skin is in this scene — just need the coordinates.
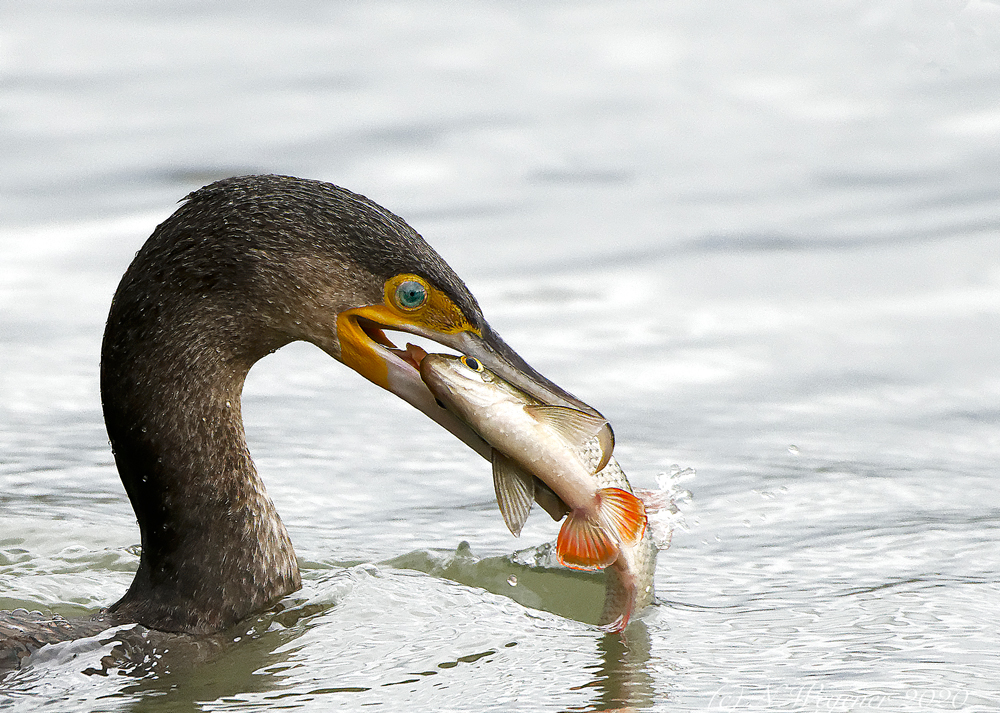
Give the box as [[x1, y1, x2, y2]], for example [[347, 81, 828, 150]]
[[336, 273, 481, 390]]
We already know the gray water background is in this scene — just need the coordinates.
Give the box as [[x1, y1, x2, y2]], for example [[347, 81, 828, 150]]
[[1, 1, 1000, 710]]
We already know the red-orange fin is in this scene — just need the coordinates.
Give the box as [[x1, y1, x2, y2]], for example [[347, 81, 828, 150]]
[[597, 488, 647, 546], [556, 512, 620, 570]]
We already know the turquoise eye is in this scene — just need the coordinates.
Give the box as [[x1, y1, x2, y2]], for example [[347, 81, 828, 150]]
[[461, 356, 483, 372], [395, 280, 427, 310]]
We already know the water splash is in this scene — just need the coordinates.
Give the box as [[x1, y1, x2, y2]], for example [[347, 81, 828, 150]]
[[635, 464, 695, 549]]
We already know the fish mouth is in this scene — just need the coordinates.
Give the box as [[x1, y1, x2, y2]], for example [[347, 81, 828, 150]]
[[357, 317, 431, 370]]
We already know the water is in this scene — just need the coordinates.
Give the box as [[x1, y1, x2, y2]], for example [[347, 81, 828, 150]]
[[2, 1, 1000, 710]]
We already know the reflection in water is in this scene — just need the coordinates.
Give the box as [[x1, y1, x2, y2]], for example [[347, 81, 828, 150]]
[[387, 542, 607, 625], [389, 543, 664, 710], [587, 623, 659, 711], [113, 629, 286, 712], [1, 601, 332, 709]]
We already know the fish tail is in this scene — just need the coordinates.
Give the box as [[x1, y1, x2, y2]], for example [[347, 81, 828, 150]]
[[598, 599, 634, 634], [596, 487, 647, 546], [599, 559, 639, 633]]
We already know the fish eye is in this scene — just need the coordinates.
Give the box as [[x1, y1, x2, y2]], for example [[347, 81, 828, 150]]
[[461, 356, 483, 372], [394, 280, 427, 311]]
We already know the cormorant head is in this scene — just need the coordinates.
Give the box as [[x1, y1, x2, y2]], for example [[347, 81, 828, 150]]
[[171, 174, 610, 459]]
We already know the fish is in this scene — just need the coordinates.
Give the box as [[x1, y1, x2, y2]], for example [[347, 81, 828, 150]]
[[418, 352, 647, 579]]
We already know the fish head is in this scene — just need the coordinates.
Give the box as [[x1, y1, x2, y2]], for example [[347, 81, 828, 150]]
[[418, 353, 529, 419]]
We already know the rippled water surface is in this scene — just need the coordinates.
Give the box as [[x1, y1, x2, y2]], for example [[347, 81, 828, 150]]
[[2, 2, 1000, 711]]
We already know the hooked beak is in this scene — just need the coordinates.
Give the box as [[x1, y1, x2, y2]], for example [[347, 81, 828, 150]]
[[334, 303, 611, 461]]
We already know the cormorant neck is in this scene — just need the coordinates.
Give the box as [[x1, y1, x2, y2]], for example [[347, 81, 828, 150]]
[[102, 287, 302, 634], [95, 173, 485, 634]]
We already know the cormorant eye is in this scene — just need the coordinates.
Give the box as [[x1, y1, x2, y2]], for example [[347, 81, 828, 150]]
[[394, 280, 427, 310], [461, 356, 483, 372]]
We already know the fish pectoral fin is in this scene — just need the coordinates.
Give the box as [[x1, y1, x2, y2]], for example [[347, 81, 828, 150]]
[[492, 450, 535, 537], [533, 477, 571, 522], [523, 405, 615, 471], [556, 513, 620, 571], [598, 488, 647, 546]]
